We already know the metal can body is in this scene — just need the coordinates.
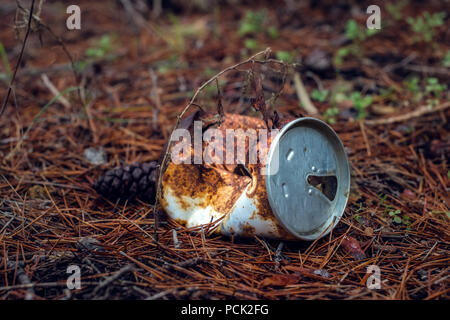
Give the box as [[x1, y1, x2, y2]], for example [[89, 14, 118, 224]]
[[160, 113, 350, 241]]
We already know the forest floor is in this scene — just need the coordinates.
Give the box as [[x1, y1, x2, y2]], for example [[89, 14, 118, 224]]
[[0, 0, 448, 299]]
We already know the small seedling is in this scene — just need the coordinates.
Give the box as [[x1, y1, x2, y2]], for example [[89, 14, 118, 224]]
[[244, 39, 259, 50], [334, 19, 379, 67], [403, 76, 420, 93], [323, 107, 339, 124], [345, 19, 367, 41], [389, 209, 402, 224], [352, 202, 365, 223], [443, 51, 450, 67], [386, 0, 408, 21], [389, 209, 410, 228], [239, 10, 266, 36], [378, 193, 388, 207], [311, 89, 329, 103], [403, 76, 422, 101], [407, 11, 446, 43], [333, 47, 352, 66], [346, 16, 381, 38], [350, 92, 373, 119], [85, 34, 114, 59], [425, 77, 447, 106], [425, 77, 447, 98], [275, 51, 295, 63], [268, 26, 279, 39]]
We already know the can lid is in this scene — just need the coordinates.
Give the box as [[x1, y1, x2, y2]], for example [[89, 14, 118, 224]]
[[265, 117, 350, 240]]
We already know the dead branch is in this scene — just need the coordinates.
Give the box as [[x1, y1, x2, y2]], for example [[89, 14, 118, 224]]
[[0, 0, 35, 117], [293, 72, 318, 115], [40, 74, 72, 109], [365, 101, 450, 126]]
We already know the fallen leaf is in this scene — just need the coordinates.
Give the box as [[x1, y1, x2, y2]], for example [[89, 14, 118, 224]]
[[342, 236, 366, 260], [260, 273, 301, 287], [401, 189, 415, 200]]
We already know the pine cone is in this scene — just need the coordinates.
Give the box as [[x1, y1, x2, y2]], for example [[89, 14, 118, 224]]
[[93, 162, 158, 203]]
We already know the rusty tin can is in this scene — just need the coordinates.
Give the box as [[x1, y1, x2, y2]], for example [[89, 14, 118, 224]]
[[160, 113, 350, 241]]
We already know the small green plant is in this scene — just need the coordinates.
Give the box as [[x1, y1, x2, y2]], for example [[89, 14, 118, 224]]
[[239, 9, 279, 45], [239, 10, 266, 36], [311, 89, 329, 102], [333, 47, 355, 66], [389, 209, 410, 227], [353, 202, 365, 223], [425, 77, 447, 106], [350, 92, 373, 119], [407, 11, 446, 42], [323, 107, 339, 124], [443, 51, 450, 67], [244, 38, 259, 50], [378, 193, 388, 206], [425, 77, 447, 98], [268, 26, 279, 39], [85, 34, 114, 59], [0, 41, 12, 82], [386, 0, 408, 20], [74, 34, 117, 73], [347, 19, 380, 39], [275, 50, 295, 63], [403, 76, 420, 93], [333, 19, 379, 67], [403, 76, 422, 101], [345, 19, 367, 41]]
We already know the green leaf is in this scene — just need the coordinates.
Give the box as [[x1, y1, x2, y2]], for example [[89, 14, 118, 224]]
[[238, 10, 266, 36], [345, 20, 361, 40], [443, 51, 450, 67], [394, 216, 402, 224], [268, 26, 279, 39], [276, 51, 294, 63], [0, 42, 12, 81], [85, 47, 104, 59], [244, 39, 258, 50], [311, 89, 329, 102]]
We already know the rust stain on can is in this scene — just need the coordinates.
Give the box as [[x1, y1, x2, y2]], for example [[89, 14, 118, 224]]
[[161, 161, 250, 216], [160, 112, 297, 239], [159, 111, 350, 241]]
